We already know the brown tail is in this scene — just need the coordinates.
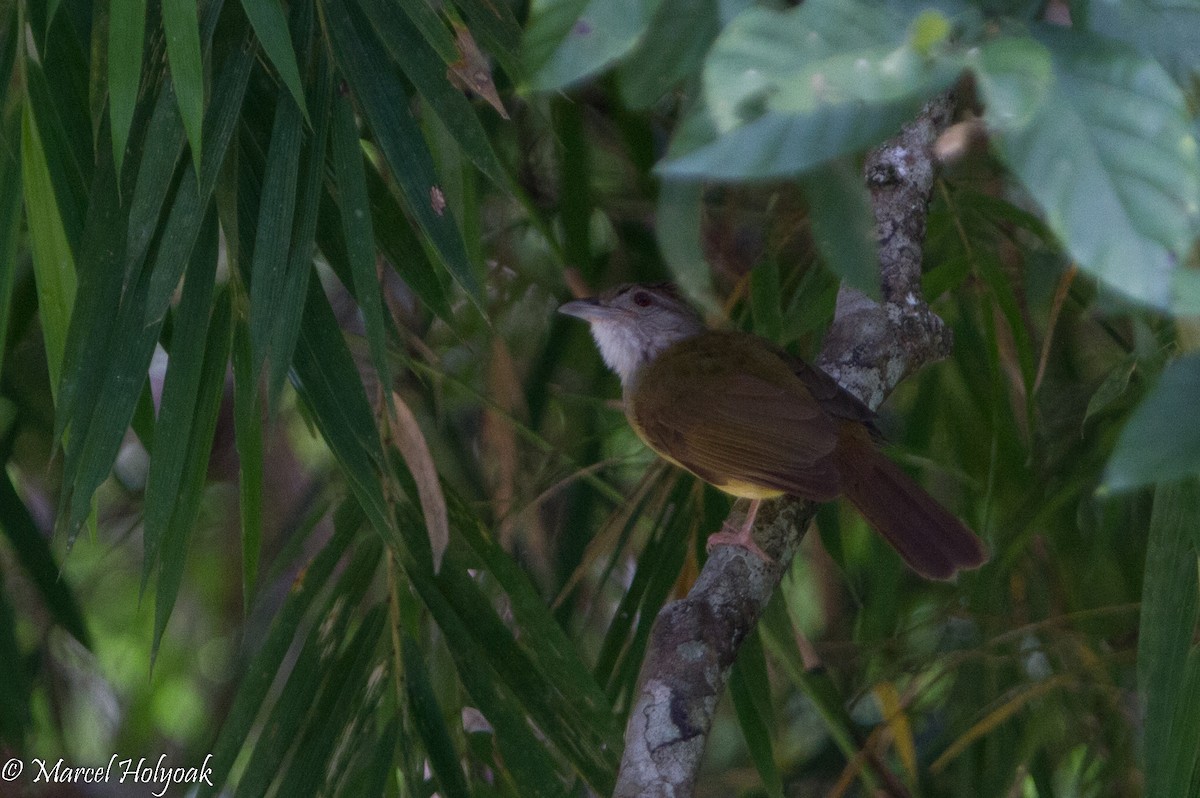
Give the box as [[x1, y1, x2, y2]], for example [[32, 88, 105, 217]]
[[835, 428, 987, 580]]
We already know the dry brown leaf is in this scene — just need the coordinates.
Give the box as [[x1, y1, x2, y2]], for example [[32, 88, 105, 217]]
[[447, 22, 509, 119], [385, 391, 450, 572]]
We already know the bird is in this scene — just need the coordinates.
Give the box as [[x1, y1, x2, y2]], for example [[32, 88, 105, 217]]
[[559, 282, 987, 580]]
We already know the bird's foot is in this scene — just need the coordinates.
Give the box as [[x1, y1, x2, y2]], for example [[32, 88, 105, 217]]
[[705, 500, 774, 563]]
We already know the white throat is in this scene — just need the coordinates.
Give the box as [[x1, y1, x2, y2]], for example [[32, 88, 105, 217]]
[[587, 317, 703, 390]]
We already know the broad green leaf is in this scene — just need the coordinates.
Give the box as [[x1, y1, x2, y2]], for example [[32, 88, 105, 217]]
[[729, 630, 784, 798], [108, 0, 147, 176], [989, 26, 1200, 310], [655, 179, 722, 317], [1138, 480, 1200, 798], [802, 159, 881, 300], [240, 0, 309, 119], [1086, 0, 1200, 88], [967, 34, 1052, 132], [659, 0, 966, 179], [162, 0, 205, 174], [1106, 354, 1200, 489], [525, 0, 663, 90], [324, 0, 483, 308], [401, 634, 472, 797], [197, 500, 362, 797], [616, 0, 719, 108], [152, 284, 232, 663], [356, 0, 510, 188], [0, 470, 90, 645], [20, 103, 77, 398]]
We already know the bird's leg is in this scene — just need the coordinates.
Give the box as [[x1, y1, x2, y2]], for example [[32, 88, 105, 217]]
[[706, 499, 773, 562]]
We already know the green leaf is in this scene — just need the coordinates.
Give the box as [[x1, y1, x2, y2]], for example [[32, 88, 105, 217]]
[[988, 26, 1200, 310], [0, 470, 90, 645], [20, 103, 78, 400], [197, 500, 363, 797], [108, 0, 147, 176], [324, 0, 483, 309], [750, 258, 783, 340], [0, 106, 23, 375], [729, 630, 784, 798], [24, 60, 88, 245], [1138, 480, 1200, 798], [401, 634, 472, 797], [152, 282, 232, 663], [1085, 0, 1200, 88], [240, 0, 310, 120], [1106, 353, 1200, 490], [967, 34, 1052, 132], [525, 0, 663, 91], [355, 0, 510, 188], [616, 0, 719, 108], [0, 568, 30, 746], [231, 312, 264, 609], [162, 0, 205, 174], [248, 80, 304, 379], [659, 0, 966, 179], [141, 211, 220, 595], [655, 179, 722, 316], [802, 159, 881, 300]]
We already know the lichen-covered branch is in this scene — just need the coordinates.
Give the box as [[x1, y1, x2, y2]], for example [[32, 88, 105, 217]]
[[612, 96, 957, 798]]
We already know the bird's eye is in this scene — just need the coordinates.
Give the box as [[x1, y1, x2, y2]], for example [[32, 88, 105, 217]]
[[633, 291, 653, 308]]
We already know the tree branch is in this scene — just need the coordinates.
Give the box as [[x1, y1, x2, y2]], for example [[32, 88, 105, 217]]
[[612, 94, 956, 798]]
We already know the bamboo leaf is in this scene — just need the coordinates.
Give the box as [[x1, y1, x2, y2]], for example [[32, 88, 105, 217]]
[[152, 283, 233, 663], [729, 630, 784, 798], [1139, 480, 1200, 798], [162, 0, 205, 174], [231, 311, 264, 608], [197, 500, 363, 797], [401, 634, 472, 797], [141, 210, 220, 595], [330, 91, 391, 396], [108, 0, 148, 176], [385, 393, 450, 572], [324, 0, 483, 309], [0, 471, 89, 646], [232, 538, 382, 797], [20, 103, 78, 400], [0, 104, 22, 374], [240, 0, 310, 120], [354, 0, 510, 187]]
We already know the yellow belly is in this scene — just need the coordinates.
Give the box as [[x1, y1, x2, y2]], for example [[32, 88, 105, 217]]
[[638, 435, 786, 500]]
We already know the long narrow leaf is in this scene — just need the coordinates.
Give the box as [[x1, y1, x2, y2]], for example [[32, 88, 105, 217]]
[[108, 0, 148, 176], [162, 0, 205, 173], [240, 0, 310, 119], [323, 0, 483, 309]]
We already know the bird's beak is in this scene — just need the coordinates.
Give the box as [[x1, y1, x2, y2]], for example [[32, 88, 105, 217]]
[[558, 297, 612, 322]]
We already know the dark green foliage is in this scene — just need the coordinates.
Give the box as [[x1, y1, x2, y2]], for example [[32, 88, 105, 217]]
[[1, 0, 1199, 795]]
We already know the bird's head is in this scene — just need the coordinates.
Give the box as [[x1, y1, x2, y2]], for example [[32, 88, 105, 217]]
[[559, 283, 706, 389]]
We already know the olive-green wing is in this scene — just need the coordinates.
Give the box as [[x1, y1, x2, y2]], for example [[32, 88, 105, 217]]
[[630, 361, 843, 501]]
